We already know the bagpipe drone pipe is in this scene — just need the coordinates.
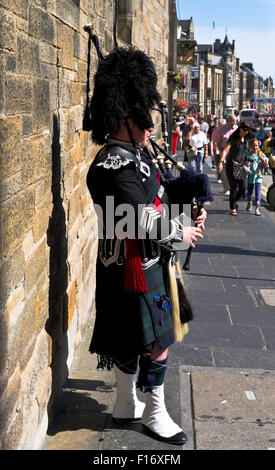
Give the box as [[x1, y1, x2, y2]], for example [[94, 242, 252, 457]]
[[144, 104, 213, 341]]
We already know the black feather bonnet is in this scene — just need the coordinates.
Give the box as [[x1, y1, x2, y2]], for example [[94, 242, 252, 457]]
[[89, 47, 161, 144]]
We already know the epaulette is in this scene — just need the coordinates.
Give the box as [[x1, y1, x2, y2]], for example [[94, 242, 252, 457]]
[[95, 145, 138, 171]]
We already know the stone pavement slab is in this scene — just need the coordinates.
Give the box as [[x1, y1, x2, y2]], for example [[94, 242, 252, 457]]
[[179, 366, 275, 450]]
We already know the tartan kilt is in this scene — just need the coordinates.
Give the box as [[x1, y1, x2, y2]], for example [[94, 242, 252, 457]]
[[89, 256, 175, 358]]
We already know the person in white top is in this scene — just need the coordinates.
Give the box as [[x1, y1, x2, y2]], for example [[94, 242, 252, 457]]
[[188, 123, 208, 173]]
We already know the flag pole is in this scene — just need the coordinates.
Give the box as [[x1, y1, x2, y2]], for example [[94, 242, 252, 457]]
[[212, 20, 215, 53]]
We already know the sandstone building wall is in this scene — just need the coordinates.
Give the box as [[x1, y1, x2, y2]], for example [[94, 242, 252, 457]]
[[0, 0, 169, 450]]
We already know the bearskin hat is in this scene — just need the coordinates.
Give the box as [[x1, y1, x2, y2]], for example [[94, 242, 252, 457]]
[[89, 47, 161, 144]]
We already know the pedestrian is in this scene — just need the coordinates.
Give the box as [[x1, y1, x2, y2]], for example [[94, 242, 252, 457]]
[[263, 131, 273, 176], [213, 114, 238, 196], [172, 120, 181, 154], [182, 116, 196, 160], [187, 122, 208, 173], [208, 117, 220, 170], [269, 119, 275, 181], [255, 126, 266, 146], [263, 130, 272, 157], [198, 116, 209, 134], [218, 122, 252, 216], [246, 138, 269, 216], [176, 115, 186, 150], [86, 47, 209, 445]]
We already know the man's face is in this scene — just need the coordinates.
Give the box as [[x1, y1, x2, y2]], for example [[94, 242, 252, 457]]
[[129, 119, 154, 148]]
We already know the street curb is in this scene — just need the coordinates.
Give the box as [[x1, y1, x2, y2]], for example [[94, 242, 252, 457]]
[[179, 367, 195, 450]]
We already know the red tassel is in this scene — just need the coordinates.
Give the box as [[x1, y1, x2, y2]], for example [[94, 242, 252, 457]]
[[154, 175, 162, 214], [153, 195, 162, 213], [125, 239, 148, 293]]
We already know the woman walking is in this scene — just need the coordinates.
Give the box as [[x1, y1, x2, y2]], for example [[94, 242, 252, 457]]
[[246, 138, 269, 216], [218, 122, 252, 215]]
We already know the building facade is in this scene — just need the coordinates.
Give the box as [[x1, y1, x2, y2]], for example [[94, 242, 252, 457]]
[[175, 25, 275, 119]]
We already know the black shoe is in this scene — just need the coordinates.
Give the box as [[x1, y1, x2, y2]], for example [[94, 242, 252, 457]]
[[113, 417, 142, 425], [142, 424, 188, 445]]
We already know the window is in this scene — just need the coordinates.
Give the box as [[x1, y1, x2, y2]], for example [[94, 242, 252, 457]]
[[191, 68, 199, 79]]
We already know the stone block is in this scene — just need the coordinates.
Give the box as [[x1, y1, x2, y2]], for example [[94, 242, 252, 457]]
[[5, 75, 32, 114], [69, 81, 82, 107], [21, 330, 50, 421], [0, 310, 9, 383], [32, 79, 51, 131], [77, 60, 87, 83], [33, 0, 48, 9], [67, 186, 81, 227], [22, 230, 34, 260], [0, 11, 15, 51], [16, 17, 28, 34], [0, 188, 35, 258], [2, 401, 23, 450], [69, 139, 81, 169], [0, 171, 21, 203], [34, 172, 52, 206], [55, 0, 79, 29], [0, 246, 25, 312], [57, 22, 75, 70], [21, 134, 51, 186], [36, 367, 51, 425], [17, 33, 39, 75], [40, 62, 57, 80], [25, 238, 47, 292], [0, 116, 22, 180], [63, 280, 76, 333], [6, 53, 16, 71], [63, 108, 76, 150], [73, 166, 81, 188], [22, 115, 33, 136], [29, 5, 55, 43], [39, 41, 57, 65], [35, 276, 49, 334], [0, 54, 4, 114], [18, 399, 39, 450], [0, 0, 28, 19], [33, 191, 52, 243], [0, 365, 21, 434]]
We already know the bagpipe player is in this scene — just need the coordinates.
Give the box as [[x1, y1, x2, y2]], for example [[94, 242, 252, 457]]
[[86, 47, 212, 445]]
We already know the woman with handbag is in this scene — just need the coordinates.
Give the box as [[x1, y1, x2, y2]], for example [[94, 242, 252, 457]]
[[218, 122, 252, 215], [246, 138, 269, 216]]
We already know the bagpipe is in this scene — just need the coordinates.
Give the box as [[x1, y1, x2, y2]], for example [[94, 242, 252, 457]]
[[144, 102, 213, 270], [142, 102, 213, 340]]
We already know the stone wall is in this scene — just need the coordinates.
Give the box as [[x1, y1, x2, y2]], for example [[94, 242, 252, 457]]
[[0, 0, 169, 450]]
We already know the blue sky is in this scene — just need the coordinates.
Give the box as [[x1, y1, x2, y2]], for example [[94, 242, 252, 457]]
[[176, 0, 275, 83]]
